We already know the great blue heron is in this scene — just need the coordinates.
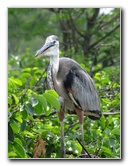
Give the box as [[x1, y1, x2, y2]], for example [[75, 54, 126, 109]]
[[35, 35, 101, 158]]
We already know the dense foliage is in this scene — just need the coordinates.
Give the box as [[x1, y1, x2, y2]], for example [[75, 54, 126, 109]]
[[8, 8, 120, 158]]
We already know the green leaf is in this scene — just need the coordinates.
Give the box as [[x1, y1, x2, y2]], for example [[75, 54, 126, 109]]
[[8, 97, 12, 105], [34, 69, 42, 75], [32, 67, 38, 70], [20, 104, 28, 119], [34, 103, 43, 115], [22, 68, 31, 72], [12, 94, 19, 104], [45, 105, 52, 116], [101, 146, 112, 156], [15, 114, 23, 123], [36, 95, 47, 110], [20, 73, 31, 78], [25, 103, 34, 116], [23, 130, 34, 137], [8, 151, 17, 158], [43, 92, 60, 111], [13, 141, 26, 158], [8, 123, 14, 143], [10, 120, 20, 133], [111, 128, 120, 135], [20, 120, 26, 132], [21, 110, 28, 120], [11, 78, 22, 86], [45, 90, 59, 98]]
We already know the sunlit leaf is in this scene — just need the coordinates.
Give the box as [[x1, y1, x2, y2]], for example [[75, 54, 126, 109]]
[[13, 141, 26, 158], [20, 73, 31, 78], [12, 94, 19, 104], [36, 95, 47, 110], [34, 103, 43, 115], [111, 128, 120, 136], [11, 78, 22, 86], [10, 120, 20, 133], [43, 92, 60, 112]]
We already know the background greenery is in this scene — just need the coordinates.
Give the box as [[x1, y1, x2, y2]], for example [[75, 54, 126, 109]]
[[8, 8, 120, 158]]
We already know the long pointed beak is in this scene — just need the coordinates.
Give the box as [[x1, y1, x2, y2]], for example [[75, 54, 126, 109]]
[[35, 42, 54, 58]]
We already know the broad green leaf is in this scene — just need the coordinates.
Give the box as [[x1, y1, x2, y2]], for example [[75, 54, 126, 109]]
[[111, 128, 120, 135], [10, 120, 20, 133], [21, 109, 28, 119], [101, 146, 112, 156], [22, 67, 31, 72], [14, 138, 23, 146], [11, 78, 22, 86], [12, 94, 19, 104], [13, 141, 26, 158], [34, 103, 43, 115], [43, 92, 60, 111], [36, 95, 47, 110], [8, 123, 14, 143], [20, 105, 28, 119], [45, 90, 59, 98], [32, 67, 38, 70], [25, 103, 34, 116], [20, 73, 31, 78], [14, 112, 23, 123], [29, 78, 36, 86], [23, 131, 34, 137], [34, 69, 42, 75], [8, 151, 17, 158], [45, 105, 52, 116], [20, 120, 26, 132]]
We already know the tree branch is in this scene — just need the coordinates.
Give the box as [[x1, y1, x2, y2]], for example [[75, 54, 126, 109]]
[[89, 24, 120, 49], [87, 8, 100, 29], [99, 15, 119, 29], [76, 138, 92, 158]]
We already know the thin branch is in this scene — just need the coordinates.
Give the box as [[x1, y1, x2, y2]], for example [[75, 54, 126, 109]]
[[68, 11, 85, 38], [89, 8, 100, 23], [33, 111, 57, 119], [31, 66, 47, 90], [103, 111, 120, 116], [76, 138, 92, 158], [100, 15, 120, 30], [89, 24, 120, 49], [87, 8, 100, 29]]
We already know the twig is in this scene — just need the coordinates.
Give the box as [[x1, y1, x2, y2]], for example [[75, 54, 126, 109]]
[[103, 111, 120, 116], [76, 138, 92, 158], [31, 66, 48, 90], [33, 111, 57, 119], [99, 15, 120, 30], [89, 24, 120, 49]]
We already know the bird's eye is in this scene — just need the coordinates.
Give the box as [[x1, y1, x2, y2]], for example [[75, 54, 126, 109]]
[[53, 40, 56, 44]]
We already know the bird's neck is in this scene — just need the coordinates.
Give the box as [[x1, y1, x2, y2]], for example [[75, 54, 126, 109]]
[[50, 53, 59, 74], [49, 53, 60, 91]]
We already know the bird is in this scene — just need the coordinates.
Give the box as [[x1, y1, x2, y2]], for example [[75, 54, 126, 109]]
[[35, 35, 101, 158]]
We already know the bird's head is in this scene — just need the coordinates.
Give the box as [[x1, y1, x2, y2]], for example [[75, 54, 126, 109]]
[[35, 35, 59, 58]]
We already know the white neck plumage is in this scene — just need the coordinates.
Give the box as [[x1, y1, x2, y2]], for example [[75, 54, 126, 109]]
[[50, 50, 59, 74]]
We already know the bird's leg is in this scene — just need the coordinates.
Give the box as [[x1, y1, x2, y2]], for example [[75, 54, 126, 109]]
[[58, 110, 65, 158], [76, 108, 86, 157]]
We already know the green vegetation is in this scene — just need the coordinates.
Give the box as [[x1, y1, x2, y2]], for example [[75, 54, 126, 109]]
[[8, 8, 120, 158]]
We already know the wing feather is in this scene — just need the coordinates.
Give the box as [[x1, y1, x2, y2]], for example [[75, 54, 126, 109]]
[[64, 69, 100, 112]]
